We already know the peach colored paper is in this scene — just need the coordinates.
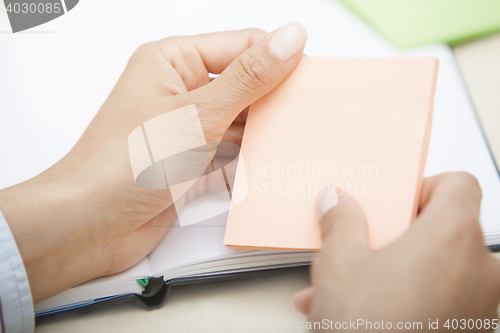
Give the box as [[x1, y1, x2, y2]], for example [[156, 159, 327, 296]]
[[224, 57, 439, 251]]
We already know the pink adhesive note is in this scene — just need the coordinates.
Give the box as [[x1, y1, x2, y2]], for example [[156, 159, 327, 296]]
[[224, 57, 439, 251]]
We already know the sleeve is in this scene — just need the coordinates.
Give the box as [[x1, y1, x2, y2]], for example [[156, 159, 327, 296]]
[[0, 210, 34, 333]]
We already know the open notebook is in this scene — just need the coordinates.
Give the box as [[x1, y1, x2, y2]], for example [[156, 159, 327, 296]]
[[35, 204, 315, 316], [36, 56, 440, 317], [35, 48, 500, 316], [36, 53, 500, 317]]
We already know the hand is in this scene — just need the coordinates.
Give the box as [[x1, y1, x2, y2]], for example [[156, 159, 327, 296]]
[[0, 22, 308, 303], [294, 172, 500, 332]]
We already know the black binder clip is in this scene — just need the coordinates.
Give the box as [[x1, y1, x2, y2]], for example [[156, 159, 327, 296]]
[[134, 276, 170, 310]]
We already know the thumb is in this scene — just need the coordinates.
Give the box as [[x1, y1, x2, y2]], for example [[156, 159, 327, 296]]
[[316, 185, 370, 253], [194, 22, 307, 135]]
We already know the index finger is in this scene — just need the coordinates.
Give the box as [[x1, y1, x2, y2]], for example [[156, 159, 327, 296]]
[[158, 29, 268, 90], [415, 172, 483, 238], [418, 172, 482, 218]]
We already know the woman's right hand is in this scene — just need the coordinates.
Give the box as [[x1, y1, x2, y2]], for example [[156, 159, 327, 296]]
[[295, 172, 500, 332]]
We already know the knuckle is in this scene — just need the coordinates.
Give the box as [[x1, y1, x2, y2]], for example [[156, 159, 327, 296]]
[[158, 36, 184, 55], [437, 172, 483, 207], [445, 172, 481, 196], [244, 28, 267, 41], [235, 54, 271, 90], [128, 41, 178, 75], [245, 27, 266, 35], [160, 35, 181, 45], [131, 42, 158, 60], [128, 42, 165, 68], [454, 171, 480, 189]]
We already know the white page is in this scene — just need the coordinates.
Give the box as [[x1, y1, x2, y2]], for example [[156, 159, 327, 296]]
[[147, 198, 234, 275], [77, 257, 151, 287], [1, 0, 499, 292]]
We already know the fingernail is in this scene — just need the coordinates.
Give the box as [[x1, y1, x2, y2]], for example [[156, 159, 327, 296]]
[[268, 22, 308, 62], [315, 185, 339, 221]]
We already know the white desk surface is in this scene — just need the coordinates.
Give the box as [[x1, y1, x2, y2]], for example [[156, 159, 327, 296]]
[[35, 269, 310, 333], [1, 1, 500, 331]]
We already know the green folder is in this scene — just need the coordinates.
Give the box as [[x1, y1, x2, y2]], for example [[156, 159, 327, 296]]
[[338, 0, 500, 48]]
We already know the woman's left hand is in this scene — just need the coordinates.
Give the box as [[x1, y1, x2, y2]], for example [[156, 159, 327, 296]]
[[0, 22, 307, 303]]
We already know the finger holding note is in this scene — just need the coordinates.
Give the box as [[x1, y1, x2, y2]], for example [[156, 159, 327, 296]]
[[295, 172, 500, 331]]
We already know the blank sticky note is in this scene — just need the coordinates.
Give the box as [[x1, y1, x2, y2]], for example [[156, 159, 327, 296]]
[[339, 0, 500, 48], [224, 57, 439, 251]]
